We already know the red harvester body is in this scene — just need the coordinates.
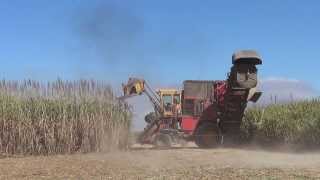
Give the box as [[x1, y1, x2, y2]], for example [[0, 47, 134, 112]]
[[120, 50, 263, 148]]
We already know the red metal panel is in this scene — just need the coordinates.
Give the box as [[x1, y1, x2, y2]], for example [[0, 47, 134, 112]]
[[215, 82, 227, 107], [181, 116, 199, 134]]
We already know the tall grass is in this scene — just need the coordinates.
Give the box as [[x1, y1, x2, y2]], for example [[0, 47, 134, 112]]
[[0, 79, 131, 155], [242, 99, 320, 147]]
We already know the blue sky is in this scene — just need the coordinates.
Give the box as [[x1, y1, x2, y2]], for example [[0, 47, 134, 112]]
[[1, 0, 319, 89]]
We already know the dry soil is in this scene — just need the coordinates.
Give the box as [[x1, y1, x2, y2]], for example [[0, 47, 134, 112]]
[[0, 144, 320, 180]]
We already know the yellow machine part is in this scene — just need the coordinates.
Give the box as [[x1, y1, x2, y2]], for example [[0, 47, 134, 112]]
[[133, 81, 145, 94], [122, 78, 145, 96]]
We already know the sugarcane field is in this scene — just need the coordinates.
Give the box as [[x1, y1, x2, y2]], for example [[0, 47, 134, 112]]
[[1, 1, 320, 180]]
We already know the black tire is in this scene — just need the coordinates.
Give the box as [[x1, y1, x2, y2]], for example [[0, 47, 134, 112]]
[[145, 112, 157, 124], [154, 133, 172, 148], [194, 121, 221, 148]]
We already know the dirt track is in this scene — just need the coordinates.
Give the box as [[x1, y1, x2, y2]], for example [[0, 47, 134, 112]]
[[1, 144, 320, 179]]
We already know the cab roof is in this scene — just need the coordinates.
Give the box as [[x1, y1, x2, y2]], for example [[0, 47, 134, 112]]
[[232, 50, 262, 65], [157, 89, 180, 94]]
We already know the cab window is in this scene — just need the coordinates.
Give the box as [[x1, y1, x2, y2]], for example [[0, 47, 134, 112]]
[[163, 95, 172, 111], [173, 95, 180, 104]]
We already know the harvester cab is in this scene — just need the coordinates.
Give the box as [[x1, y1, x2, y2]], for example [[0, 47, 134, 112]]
[[157, 89, 181, 117]]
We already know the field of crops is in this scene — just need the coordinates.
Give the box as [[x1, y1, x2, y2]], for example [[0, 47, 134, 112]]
[[1, 78, 319, 157], [0, 81, 319, 179], [242, 99, 320, 148], [0, 80, 131, 155]]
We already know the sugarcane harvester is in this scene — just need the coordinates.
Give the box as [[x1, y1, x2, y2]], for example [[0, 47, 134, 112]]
[[120, 50, 263, 148]]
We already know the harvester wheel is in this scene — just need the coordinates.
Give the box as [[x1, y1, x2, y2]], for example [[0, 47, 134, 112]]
[[194, 121, 221, 148], [154, 133, 172, 148], [145, 112, 157, 124]]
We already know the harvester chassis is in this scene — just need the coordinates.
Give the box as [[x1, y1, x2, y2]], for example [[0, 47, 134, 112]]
[[120, 50, 263, 148]]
